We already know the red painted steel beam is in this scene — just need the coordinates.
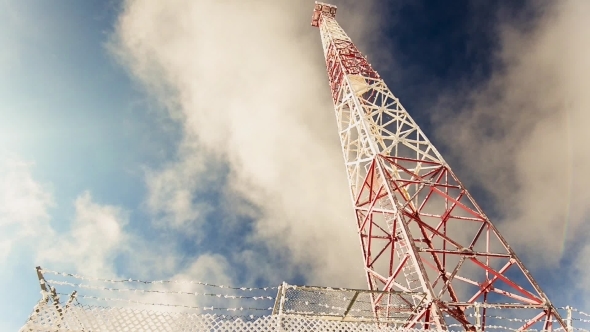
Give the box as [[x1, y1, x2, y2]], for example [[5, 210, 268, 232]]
[[470, 258, 542, 304]]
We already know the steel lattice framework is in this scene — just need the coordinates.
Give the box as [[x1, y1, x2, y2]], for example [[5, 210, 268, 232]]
[[312, 2, 567, 331]]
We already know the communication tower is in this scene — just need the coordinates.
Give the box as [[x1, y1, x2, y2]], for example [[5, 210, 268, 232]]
[[312, 2, 567, 331]]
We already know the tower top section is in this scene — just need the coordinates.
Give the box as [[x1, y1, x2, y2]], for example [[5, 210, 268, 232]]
[[311, 2, 337, 27]]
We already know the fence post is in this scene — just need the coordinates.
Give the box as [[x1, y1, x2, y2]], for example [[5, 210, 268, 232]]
[[36, 266, 50, 303], [473, 302, 482, 332], [276, 282, 288, 332], [566, 306, 573, 332]]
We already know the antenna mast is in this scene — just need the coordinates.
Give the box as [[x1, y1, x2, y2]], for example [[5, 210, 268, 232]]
[[312, 2, 566, 330]]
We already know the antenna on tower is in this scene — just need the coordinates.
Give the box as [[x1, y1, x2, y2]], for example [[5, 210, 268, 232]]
[[311, 2, 337, 27], [312, 1, 567, 331]]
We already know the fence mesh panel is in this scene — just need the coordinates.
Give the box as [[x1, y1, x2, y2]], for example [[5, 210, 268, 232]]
[[20, 300, 441, 332], [277, 284, 424, 323], [19, 268, 590, 331]]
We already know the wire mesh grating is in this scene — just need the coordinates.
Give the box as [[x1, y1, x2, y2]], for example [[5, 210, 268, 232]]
[[19, 268, 590, 331], [276, 283, 425, 323]]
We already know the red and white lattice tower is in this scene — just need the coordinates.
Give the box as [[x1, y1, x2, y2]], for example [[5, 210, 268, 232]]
[[312, 3, 567, 331]]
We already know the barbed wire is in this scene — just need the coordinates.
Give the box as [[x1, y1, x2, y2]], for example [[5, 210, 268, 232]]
[[569, 306, 590, 318], [41, 269, 277, 291], [56, 292, 273, 312], [37, 268, 590, 331], [48, 280, 274, 300]]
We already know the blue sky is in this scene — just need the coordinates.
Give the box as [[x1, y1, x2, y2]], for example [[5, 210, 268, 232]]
[[2, 0, 590, 330], [0, 0, 174, 326], [0, 0, 170, 212]]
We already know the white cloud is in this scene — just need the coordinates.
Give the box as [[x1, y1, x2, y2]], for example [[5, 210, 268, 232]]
[[0, 155, 235, 288], [37, 191, 130, 277], [0, 159, 54, 262], [0, 156, 138, 279], [110, 0, 382, 288], [432, 0, 590, 275], [173, 253, 233, 285], [144, 157, 212, 233], [110, 253, 236, 311], [0, 156, 242, 322]]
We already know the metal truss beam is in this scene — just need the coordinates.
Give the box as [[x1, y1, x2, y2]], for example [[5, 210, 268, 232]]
[[312, 2, 566, 331]]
